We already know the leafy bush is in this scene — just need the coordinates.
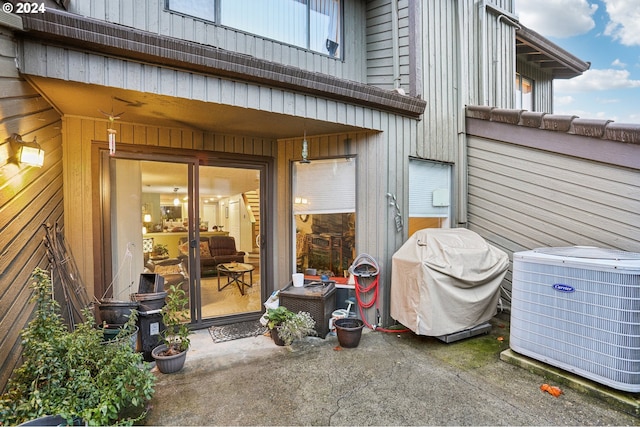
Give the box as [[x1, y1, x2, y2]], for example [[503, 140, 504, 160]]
[[0, 268, 156, 426], [277, 311, 316, 345], [157, 284, 191, 355]]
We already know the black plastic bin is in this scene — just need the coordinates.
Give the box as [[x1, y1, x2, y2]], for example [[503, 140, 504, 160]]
[[138, 311, 165, 362]]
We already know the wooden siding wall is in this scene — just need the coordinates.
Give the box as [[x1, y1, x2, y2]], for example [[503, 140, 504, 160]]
[[67, 0, 367, 82], [516, 57, 553, 113], [365, 0, 412, 92], [62, 116, 277, 297], [0, 27, 63, 392], [277, 117, 418, 326], [467, 136, 640, 297], [415, 0, 515, 164]]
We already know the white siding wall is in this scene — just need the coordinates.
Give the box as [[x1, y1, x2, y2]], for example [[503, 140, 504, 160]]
[[467, 135, 640, 294], [67, 0, 368, 82]]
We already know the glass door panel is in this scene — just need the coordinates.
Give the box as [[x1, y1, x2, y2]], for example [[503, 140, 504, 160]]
[[198, 165, 262, 319], [109, 157, 192, 322], [105, 154, 264, 324]]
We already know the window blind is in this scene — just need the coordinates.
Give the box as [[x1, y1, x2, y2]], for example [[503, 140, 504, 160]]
[[293, 158, 355, 214], [409, 159, 451, 217]]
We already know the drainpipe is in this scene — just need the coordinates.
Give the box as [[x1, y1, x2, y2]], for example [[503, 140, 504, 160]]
[[478, 0, 488, 105], [456, 0, 468, 227], [391, 0, 402, 93]]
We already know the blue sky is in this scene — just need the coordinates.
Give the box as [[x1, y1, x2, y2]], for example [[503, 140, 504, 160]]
[[515, 0, 640, 124]]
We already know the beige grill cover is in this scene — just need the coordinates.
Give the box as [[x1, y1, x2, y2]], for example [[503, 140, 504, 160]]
[[390, 228, 509, 336]]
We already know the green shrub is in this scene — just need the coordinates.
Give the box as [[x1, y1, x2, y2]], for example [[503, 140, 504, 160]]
[[0, 268, 156, 426]]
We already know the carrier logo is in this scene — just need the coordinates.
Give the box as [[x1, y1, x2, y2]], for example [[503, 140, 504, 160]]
[[552, 283, 575, 293]]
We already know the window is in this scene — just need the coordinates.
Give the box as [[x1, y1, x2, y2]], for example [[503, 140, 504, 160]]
[[293, 158, 355, 276], [515, 74, 533, 111], [168, 0, 343, 58], [408, 159, 452, 236]]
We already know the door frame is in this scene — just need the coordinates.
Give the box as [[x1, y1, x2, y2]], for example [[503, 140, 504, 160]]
[[92, 142, 274, 328]]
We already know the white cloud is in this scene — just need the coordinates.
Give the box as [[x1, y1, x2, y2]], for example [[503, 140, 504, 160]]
[[611, 58, 626, 67], [555, 95, 575, 105], [603, 0, 640, 46], [555, 68, 640, 92], [516, 0, 597, 37]]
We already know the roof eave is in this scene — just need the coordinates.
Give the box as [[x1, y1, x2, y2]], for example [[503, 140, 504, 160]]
[[516, 25, 590, 79], [17, 9, 426, 118]]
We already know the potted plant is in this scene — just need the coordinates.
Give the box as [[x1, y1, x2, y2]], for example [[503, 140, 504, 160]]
[[151, 243, 169, 259], [266, 306, 294, 346], [265, 307, 316, 346], [0, 268, 156, 426], [151, 284, 191, 373]]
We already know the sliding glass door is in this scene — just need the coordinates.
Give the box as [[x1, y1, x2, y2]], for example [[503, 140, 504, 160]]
[[102, 151, 265, 325]]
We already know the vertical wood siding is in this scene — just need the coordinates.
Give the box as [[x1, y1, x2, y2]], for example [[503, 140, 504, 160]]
[[516, 57, 553, 113], [415, 0, 515, 163], [0, 28, 63, 392], [467, 135, 640, 296], [67, 0, 367, 83], [365, 0, 412, 92], [277, 116, 417, 326]]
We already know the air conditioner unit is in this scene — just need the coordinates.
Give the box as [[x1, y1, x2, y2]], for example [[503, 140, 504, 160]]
[[510, 246, 640, 392]]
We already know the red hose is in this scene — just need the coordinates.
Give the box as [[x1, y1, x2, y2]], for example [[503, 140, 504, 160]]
[[354, 274, 410, 334]]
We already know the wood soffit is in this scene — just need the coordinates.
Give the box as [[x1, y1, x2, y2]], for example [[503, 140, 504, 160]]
[[516, 25, 590, 79], [18, 9, 426, 118]]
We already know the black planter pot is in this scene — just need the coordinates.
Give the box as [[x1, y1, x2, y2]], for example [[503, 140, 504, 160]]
[[334, 318, 365, 348], [98, 299, 139, 324], [270, 327, 285, 346]]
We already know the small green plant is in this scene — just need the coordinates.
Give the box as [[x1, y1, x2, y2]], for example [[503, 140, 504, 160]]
[[265, 306, 295, 330], [0, 268, 156, 426], [158, 284, 191, 355], [277, 311, 317, 345], [152, 244, 168, 256]]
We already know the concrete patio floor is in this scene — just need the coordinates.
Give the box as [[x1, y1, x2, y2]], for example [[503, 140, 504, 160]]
[[142, 313, 640, 426]]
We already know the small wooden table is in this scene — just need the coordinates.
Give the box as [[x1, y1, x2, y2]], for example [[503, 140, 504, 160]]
[[217, 262, 255, 296]]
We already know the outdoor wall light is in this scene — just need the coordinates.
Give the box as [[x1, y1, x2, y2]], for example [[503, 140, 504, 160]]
[[10, 133, 44, 167]]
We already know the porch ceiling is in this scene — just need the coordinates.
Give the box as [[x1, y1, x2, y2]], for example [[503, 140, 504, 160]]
[[28, 77, 361, 139]]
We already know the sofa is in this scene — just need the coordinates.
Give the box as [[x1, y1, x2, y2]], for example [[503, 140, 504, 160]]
[[179, 235, 245, 276]]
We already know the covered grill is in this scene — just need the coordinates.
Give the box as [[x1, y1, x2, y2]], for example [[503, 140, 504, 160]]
[[390, 228, 509, 337]]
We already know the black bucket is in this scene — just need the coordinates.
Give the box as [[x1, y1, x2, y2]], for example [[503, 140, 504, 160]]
[[334, 318, 365, 348]]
